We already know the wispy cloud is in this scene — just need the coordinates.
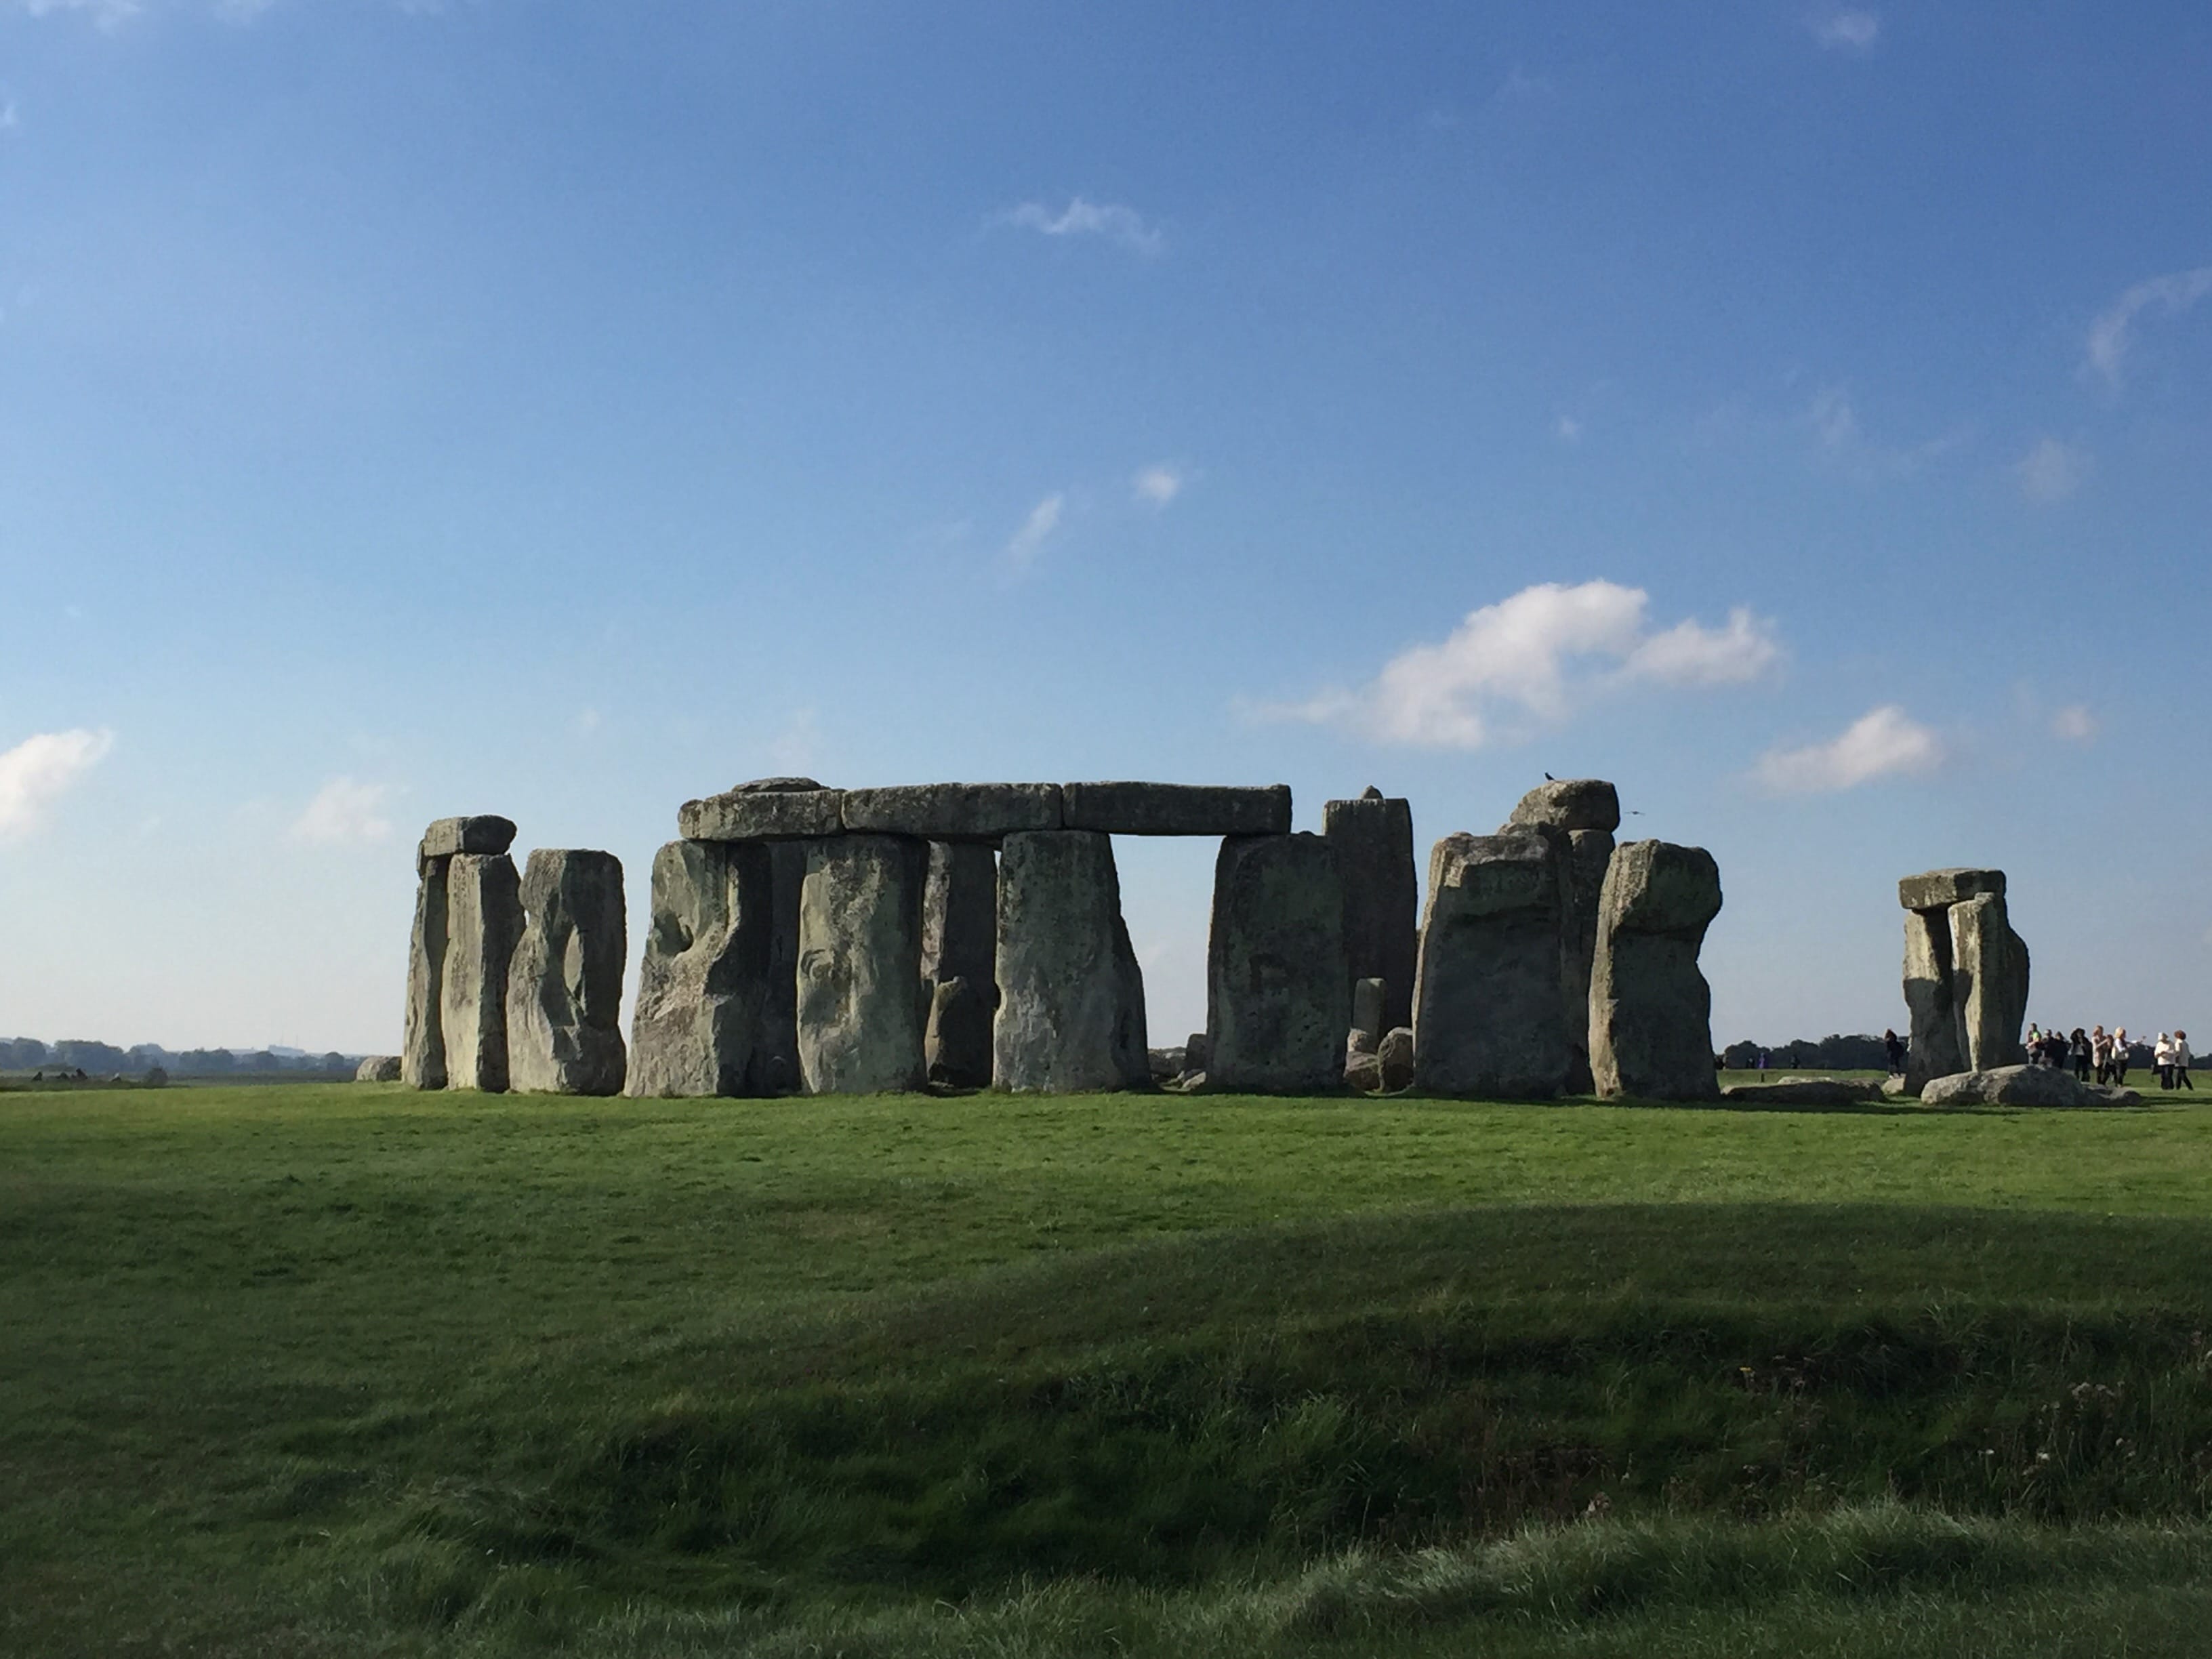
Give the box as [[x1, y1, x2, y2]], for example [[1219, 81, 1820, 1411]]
[[1555, 415, 1584, 443], [1755, 705, 1942, 794], [1132, 464, 1185, 508], [2015, 436, 2089, 504], [2085, 267, 2212, 390], [1, 98, 18, 131], [16, 0, 145, 27], [290, 777, 393, 846], [0, 726, 113, 837], [1810, 9, 1880, 50], [2051, 705, 2098, 743], [1004, 493, 1065, 571], [1805, 386, 1970, 479], [1000, 197, 1164, 257], [1256, 580, 1780, 750]]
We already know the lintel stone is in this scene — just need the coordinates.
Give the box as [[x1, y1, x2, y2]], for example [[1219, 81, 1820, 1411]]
[[680, 787, 845, 842], [1898, 867, 2006, 911], [840, 783, 1062, 841], [1061, 781, 1292, 836], [419, 815, 517, 861]]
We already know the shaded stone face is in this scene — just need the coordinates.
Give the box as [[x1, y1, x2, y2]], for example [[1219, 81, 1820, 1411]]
[[356, 1055, 402, 1083], [1949, 893, 2029, 1071], [1505, 779, 1621, 835], [402, 854, 451, 1090], [1322, 794, 1418, 1036], [921, 842, 998, 1089], [1412, 830, 1568, 1099], [993, 830, 1149, 1092], [796, 836, 927, 1094], [418, 815, 518, 862], [507, 849, 628, 1097], [1900, 906, 1964, 1091], [840, 783, 1063, 842], [1589, 840, 1721, 1103], [1351, 977, 1387, 1041], [1059, 782, 1292, 837], [1378, 1027, 1415, 1092], [1206, 832, 1349, 1094], [626, 840, 775, 1098], [441, 852, 524, 1093], [926, 975, 992, 1088]]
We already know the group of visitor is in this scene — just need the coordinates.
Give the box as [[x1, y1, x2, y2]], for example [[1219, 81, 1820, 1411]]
[[2022, 1023, 2194, 1090]]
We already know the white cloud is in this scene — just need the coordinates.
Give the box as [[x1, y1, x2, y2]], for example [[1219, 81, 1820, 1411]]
[[1000, 197, 1164, 257], [1555, 415, 1583, 443], [16, 0, 144, 27], [2015, 436, 2089, 504], [0, 727, 113, 838], [2085, 267, 2212, 390], [1811, 9, 1880, 50], [1260, 580, 1780, 750], [1004, 492, 1065, 569], [1132, 464, 1185, 507], [290, 777, 393, 846], [1755, 705, 1942, 794], [2051, 705, 2098, 743]]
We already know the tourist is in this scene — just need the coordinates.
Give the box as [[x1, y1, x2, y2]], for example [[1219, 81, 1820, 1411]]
[[1884, 1029, 1906, 1073], [2025, 1023, 2043, 1065], [2175, 1031, 2194, 1092], [2155, 1033, 2174, 1090], [2070, 1027, 2091, 1082], [2112, 1028, 2131, 1087], [2091, 1024, 2112, 1083], [1757, 1048, 1769, 1075]]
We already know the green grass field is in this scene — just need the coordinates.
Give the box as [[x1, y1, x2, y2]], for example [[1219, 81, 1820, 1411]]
[[9, 1081, 2212, 1655]]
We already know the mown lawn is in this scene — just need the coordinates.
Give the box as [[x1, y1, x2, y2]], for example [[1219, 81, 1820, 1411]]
[[7, 1082, 2212, 1655]]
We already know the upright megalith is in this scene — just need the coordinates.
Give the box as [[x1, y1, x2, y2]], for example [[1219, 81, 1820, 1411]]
[[796, 836, 928, 1094], [1322, 788, 1418, 1035], [403, 815, 518, 1090], [1412, 830, 1569, 1098], [1206, 833, 1349, 1093], [627, 840, 775, 1097], [1589, 840, 1722, 1102], [441, 851, 525, 1092], [921, 842, 997, 1088], [994, 830, 1149, 1092], [1503, 779, 1620, 1095], [1898, 868, 2028, 1088], [507, 849, 628, 1096]]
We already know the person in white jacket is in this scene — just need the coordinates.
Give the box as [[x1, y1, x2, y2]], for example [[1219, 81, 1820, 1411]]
[[2175, 1031, 2194, 1092], [2155, 1033, 2175, 1090]]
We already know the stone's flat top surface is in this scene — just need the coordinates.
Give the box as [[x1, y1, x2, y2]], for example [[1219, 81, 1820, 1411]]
[[680, 787, 846, 842], [1505, 779, 1621, 834], [1061, 781, 1291, 836], [419, 815, 517, 859], [840, 783, 1063, 840], [1899, 867, 2006, 910], [1603, 840, 1723, 935]]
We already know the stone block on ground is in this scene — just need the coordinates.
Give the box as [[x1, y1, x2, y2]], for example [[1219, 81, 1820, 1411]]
[[1379, 1027, 1414, 1092], [926, 975, 993, 1088], [1505, 779, 1622, 835], [994, 830, 1149, 1092], [1324, 793, 1419, 1034], [1720, 1077, 1882, 1105], [842, 783, 1061, 842], [1060, 781, 1292, 837], [1345, 1049, 1385, 1093], [356, 1055, 402, 1083], [1919, 1065, 2124, 1107], [440, 852, 524, 1092], [1412, 830, 1568, 1098], [1207, 833, 1349, 1094], [1589, 840, 1722, 1102], [627, 840, 776, 1097], [507, 848, 628, 1096], [419, 815, 518, 862], [797, 836, 928, 1094]]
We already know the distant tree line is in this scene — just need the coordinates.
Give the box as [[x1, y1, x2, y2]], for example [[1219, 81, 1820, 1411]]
[[0, 1038, 356, 1076], [1721, 1033, 2163, 1069]]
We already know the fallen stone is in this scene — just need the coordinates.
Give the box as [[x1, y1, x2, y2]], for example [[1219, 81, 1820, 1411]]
[[441, 852, 525, 1092], [1346, 1027, 1378, 1059], [926, 975, 992, 1088], [1207, 833, 1348, 1093], [1898, 867, 2006, 912], [507, 849, 628, 1096], [1720, 1078, 1882, 1105], [1949, 892, 2029, 1071], [419, 815, 518, 862], [842, 783, 1061, 842], [627, 840, 776, 1097], [1378, 1027, 1414, 1092], [1345, 1049, 1385, 1092], [1589, 840, 1722, 1102], [1147, 1046, 1187, 1081], [1412, 830, 1568, 1098], [1184, 1032, 1212, 1074], [679, 786, 845, 842], [356, 1055, 402, 1083], [1324, 794, 1419, 1035], [797, 836, 928, 1094], [994, 830, 1150, 1091], [402, 853, 451, 1090], [1881, 1074, 1911, 1099], [1921, 1065, 2110, 1107], [1506, 779, 1621, 835], [1060, 781, 1292, 837]]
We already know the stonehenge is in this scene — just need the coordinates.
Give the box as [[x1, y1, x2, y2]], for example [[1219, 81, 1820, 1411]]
[[439, 850, 525, 1092], [403, 815, 516, 1089], [1503, 779, 1620, 1094], [1412, 829, 1571, 1098], [1324, 788, 1418, 1036], [1898, 867, 2029, 1091], [797, 836, 929, 1094], [628, 838, 773, 1097], [994, 830, 1150, 1092], [507, 849, 628, 1096], [1206, 832, 1347, 1093], [921, 842, 998, 1087], [1589, 840, 1723, 1101]]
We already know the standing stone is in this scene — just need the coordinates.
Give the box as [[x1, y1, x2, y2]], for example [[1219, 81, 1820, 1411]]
[[1502, 781, 1620, 1097], [1949, 892, 2030, 1071], [402, 855, 451, 1089], [1898, 868, 2027, 1090], [1323, 790, 1418, 1035], [507, 849, 628, 1096], [1351, 977, 1387, 1043], [1900, 906, 1963, 1092], [994, 830, 1149, 1092], [441, 852, 524, 1092], [758, 842, 808, 1093], [627, 840, 775, 1097], [1589, 840, 1722, 1102], [920, 842, 998, 1088], [1412, 830, 1568, 1098], [797, 836, 928, 1094], [1207, 833, 1349, 1094]]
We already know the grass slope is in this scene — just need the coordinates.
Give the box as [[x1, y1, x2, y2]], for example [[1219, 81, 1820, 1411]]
[[6, 1084, 2212, 1654]]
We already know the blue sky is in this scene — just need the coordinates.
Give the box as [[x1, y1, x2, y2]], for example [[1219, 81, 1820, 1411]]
[[2, 1, 2208, 1054]]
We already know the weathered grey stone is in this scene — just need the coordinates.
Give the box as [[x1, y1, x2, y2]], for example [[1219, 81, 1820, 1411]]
[[355, 1054, 401, 1083], [1506, 779, 1621, 835], [994, 830, 1149, 1092], [419, 815, 518, 862], [1345, 1049, 1385, 1093], [1898, 867, 2006, 912], [1184, 1032, 1211, 1074], [507, 849, 628, 1096], [1347, 1026, 1379, 1059], [1206, 833, 1348, 1094], [679, 786, 845, 842], [1147, 1046, 1187, 1082], [1721, 1078, 1881, 1105], [1922, 1065, 2103, 1107], [441, 852, 523, 1092], [1324, 794, 1418, 1034], [1901, 905, 1964, 1092], [1412, 830, 1568, 1099], [402, 855, 451, 1090], [1351, 977, 1387, 1042], [842, 783, 1061, 842], [796, 836, 926, 1094], [926, 976, 992, 1088], [1378, 1027, 1415, 1092], [1060, 781, 1292, 837], [757, 842, 808, 1094], [626, 840, 775, 1097], [1949, 893, 2029, 1071], [1551, 827, 1616, 1094], [1589, 840, 1722, 1102]]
